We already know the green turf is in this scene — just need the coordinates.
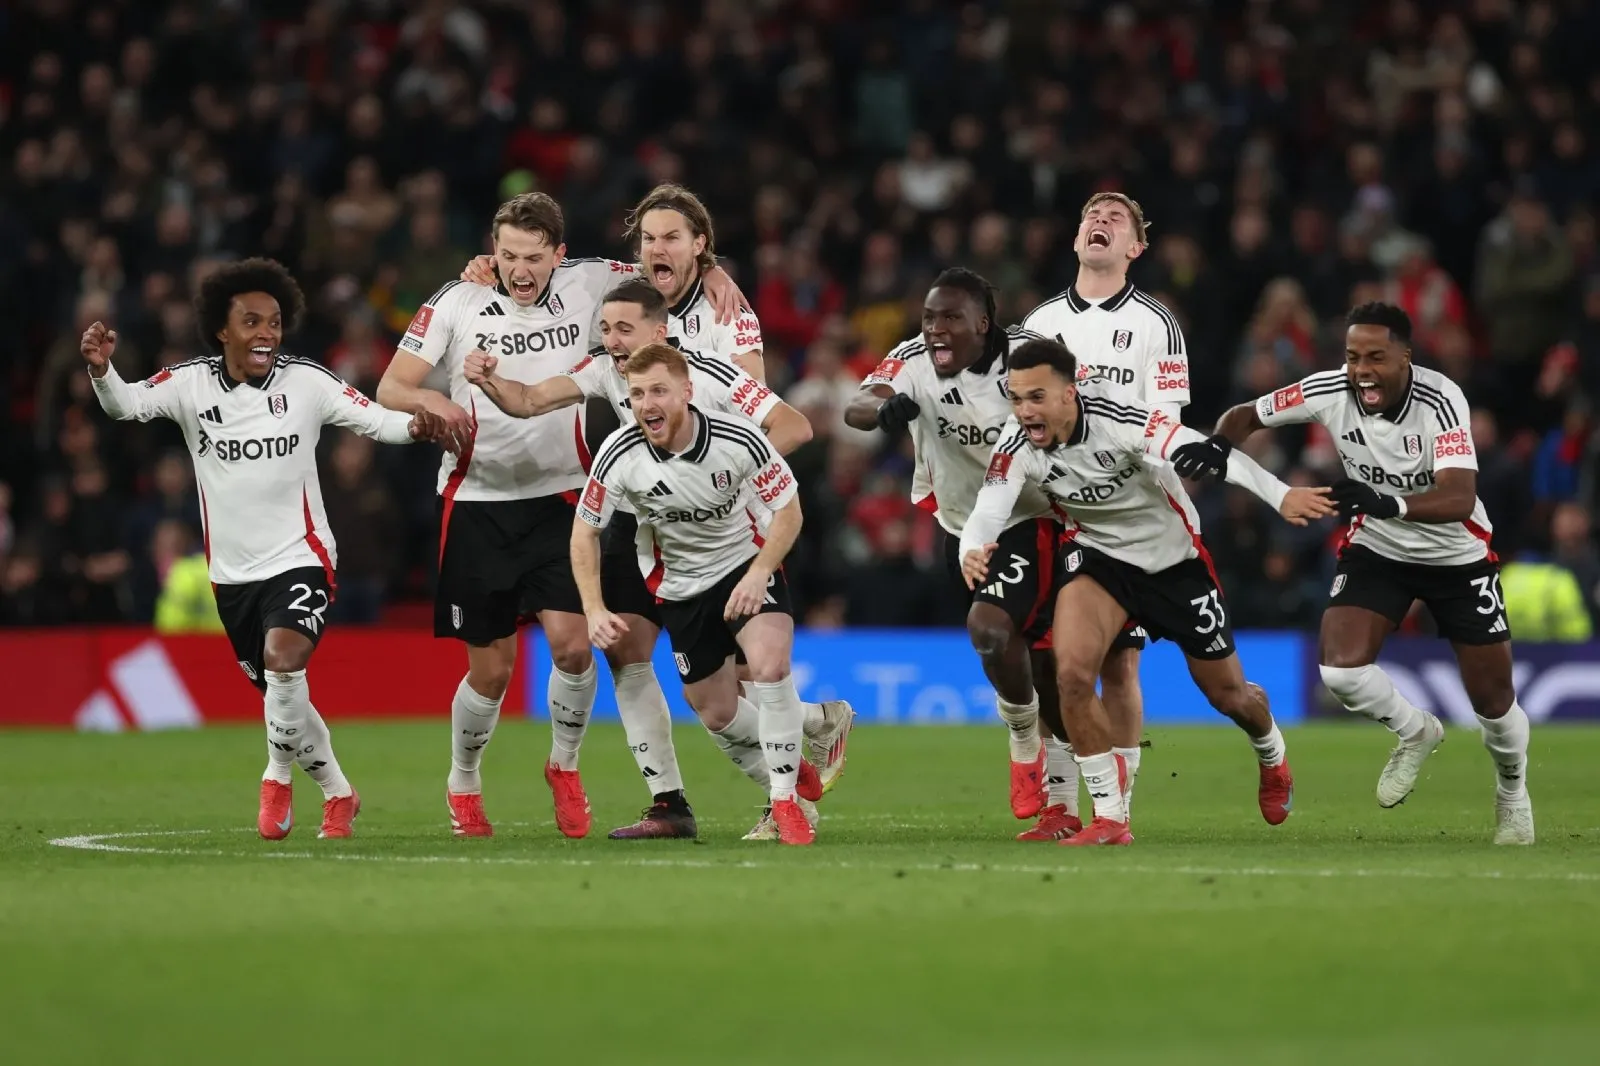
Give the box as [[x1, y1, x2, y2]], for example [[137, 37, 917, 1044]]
[[2, 721, 1596, 1065]]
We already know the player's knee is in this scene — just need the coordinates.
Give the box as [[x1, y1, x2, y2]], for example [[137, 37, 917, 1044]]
[[468, 661, 514, 700], [966, 615, 1013, 660], [262, 645, 310, 675], [1099, 651, 1138, 695], [1056, 660, 1097, 709], [549, 643, 594, 676], [1466, 676, 1515, 719], [742, 655, 789, 685], [1319, 663, 1377, 706], [1203, 679, 1253, 719]]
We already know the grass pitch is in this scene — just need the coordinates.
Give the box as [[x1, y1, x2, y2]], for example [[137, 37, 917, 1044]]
[[2, 721, 1597, 1065]]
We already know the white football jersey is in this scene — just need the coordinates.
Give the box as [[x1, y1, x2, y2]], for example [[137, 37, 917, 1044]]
[[666, 275, 763, 366], [1023, 280, 1189, 417], [862, 326, 1053, 536], [399, 258, 641, 503], [1254, 364, 1492, 565], [90, 356, 416, 585], [578, 407, 799, 601], [962, 383, 1288, 574], [564, 347, 780, 426]]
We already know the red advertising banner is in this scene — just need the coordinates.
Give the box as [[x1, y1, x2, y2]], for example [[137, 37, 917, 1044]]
[[0, 629, 524, 730]]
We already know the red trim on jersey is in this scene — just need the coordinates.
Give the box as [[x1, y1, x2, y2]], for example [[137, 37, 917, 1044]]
[[1161, 490, 1220, 590], [1335, 514, 1367, 558], [573, 409, 592, 474], [645, 542, 665, 599], [437, 399, 478, 566], [914, 492, 938, 514], [198, 486, 212, 564], [302, 488, 337, 595], [1463, 518, 1498, 563], [1020, 518, 1057, 636], [746, 508, 766, 548]]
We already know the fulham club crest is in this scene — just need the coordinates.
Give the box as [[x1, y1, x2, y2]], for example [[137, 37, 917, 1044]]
[[1403, 434, 1422, 457], [711, 470, 732, 491], [1066, 550, 1083, 573], [685, 313, 701, 338], [1112, 329, 1133, 351], [268, 393, 289, 418], [1094, 450, 1117, 470], [1330, 574, 1347, 598], [548, 292, 564, 318], [451, 604, 463, 630]]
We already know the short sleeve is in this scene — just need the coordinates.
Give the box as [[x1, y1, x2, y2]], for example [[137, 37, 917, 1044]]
[[1139, 305, 1189, 413], [742, 436, 798, 510], [861, 342, 922, 397], [397, 282, 467, 366], [1254, 373, 1345, 428], [563, 351, 613, 399], [1428, 380, 1478, 472], [723, 368, 780, 425], [565, 258, 642, 302]]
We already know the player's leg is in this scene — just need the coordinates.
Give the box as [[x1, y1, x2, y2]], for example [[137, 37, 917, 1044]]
[[1018, 643, 1084, 840], [1099, 635, 1145, 813], [1317, 549, 1443, 807], [736, 668, 853, 795], [444, 635, 518, 836], [1183, 651, 1293, 826], [1433, 562, 1531, 843], [963, 518, 1060, 819], [737, 605, 816, 845], [1049, 572, 1133, 844], [261, 615, 359, 839], [603, 613, 697, 840], [216, 580, 296, 840], [537, 607, 597, 839]]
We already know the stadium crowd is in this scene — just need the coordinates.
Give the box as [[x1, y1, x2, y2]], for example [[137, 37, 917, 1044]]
[[2, 0, 1598, 638]]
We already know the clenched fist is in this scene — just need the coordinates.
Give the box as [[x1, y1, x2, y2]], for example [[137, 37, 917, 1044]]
[[464, 349, 498, 386], [81, 320, 117, 376]]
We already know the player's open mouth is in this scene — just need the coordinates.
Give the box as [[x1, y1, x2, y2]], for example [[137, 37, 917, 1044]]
[[642, 414, 666, 434], [1087, 229, 1111, 249], [930, 344, 954, 368], [651, 263, 674, 286], [1356, 379, 1383, 407], [1023, 420, 1049, 444], [248, 345, 273, 367], [509, 279, 537, 299]]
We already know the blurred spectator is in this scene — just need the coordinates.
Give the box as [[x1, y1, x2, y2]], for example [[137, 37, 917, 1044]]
[[322, 433, 401, 625], [1501, 556, 1594, 642], [151, 520, 223, 633], [1549, 502, 1600, 628]]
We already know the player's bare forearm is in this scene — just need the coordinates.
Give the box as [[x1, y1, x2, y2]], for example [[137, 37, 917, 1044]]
[[477, 373, 535, 417], [843, 385, 894, 432], [570, 522, 607, 616], [748, 498, 802, 577], [375, 357, 435, 414], [762, 404, 813, 456], [1394, 468, 1478, 523], [1214, 402, 1265, 445], [733, 351, 766, 384]]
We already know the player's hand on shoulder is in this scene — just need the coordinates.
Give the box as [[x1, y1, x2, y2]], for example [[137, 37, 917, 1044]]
[[587, 609, 628, 649], [960, 544, 997, 590], [460, 255, 496, 286], [1170, 433, 1233, 480], [1329, 478, 1401, 520], [80, 320, 116, 372], [1278, 486, 1337, 527], [876, 393, 921, 432], [463, 349, 497, 385], [702, 264, 749, 325]]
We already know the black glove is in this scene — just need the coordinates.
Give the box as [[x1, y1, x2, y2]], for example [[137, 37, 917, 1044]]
[[1169, 434, 1234, 480], [875, 393, 921, 433], [1329, 478, 1402, 519]]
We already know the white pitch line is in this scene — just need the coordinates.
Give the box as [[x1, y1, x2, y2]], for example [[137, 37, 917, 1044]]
[[44, 828, 1600, 884]]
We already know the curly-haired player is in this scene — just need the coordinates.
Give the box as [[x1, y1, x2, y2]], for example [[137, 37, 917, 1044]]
[[84, 257, 448, 840]]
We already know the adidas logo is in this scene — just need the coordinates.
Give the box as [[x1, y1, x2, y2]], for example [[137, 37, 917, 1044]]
[[1203, 633, 1229, 654], [478, 301, 506, 316], [641, 766, 660, 779], [1488, 615, 1508, 635], [770, 764, 796, 776], [198, 406, 223, 424], [940, 388, 964, 405], [980, 581, 1006, 599], [1341, 427, 1366, 446], [646, 480, 672, 498]]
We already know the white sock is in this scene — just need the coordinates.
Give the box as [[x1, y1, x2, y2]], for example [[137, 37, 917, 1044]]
[[997, 692, 1042, 763], [1045, 736, 1078, 816], [448, 675, 503, 795], [750, 676, 806, 802], [1319, 664, 1426, 739], [1477, 702, 1530, 799], [262, 669, 309, 785], [1076, 750, 1129, 824], [708, 697, 769, 791], [613, 662, 683, 795], [1112, 744, 1142, 810], [1249, 721, 1287, 768], [295, 702, 352, 799], [744, 678, 827, 737], [547, 660, 598, 771]]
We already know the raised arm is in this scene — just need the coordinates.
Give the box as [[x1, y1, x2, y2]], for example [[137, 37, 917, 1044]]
[[463, 350, 584, 418], [82, 322, 181, 422]]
